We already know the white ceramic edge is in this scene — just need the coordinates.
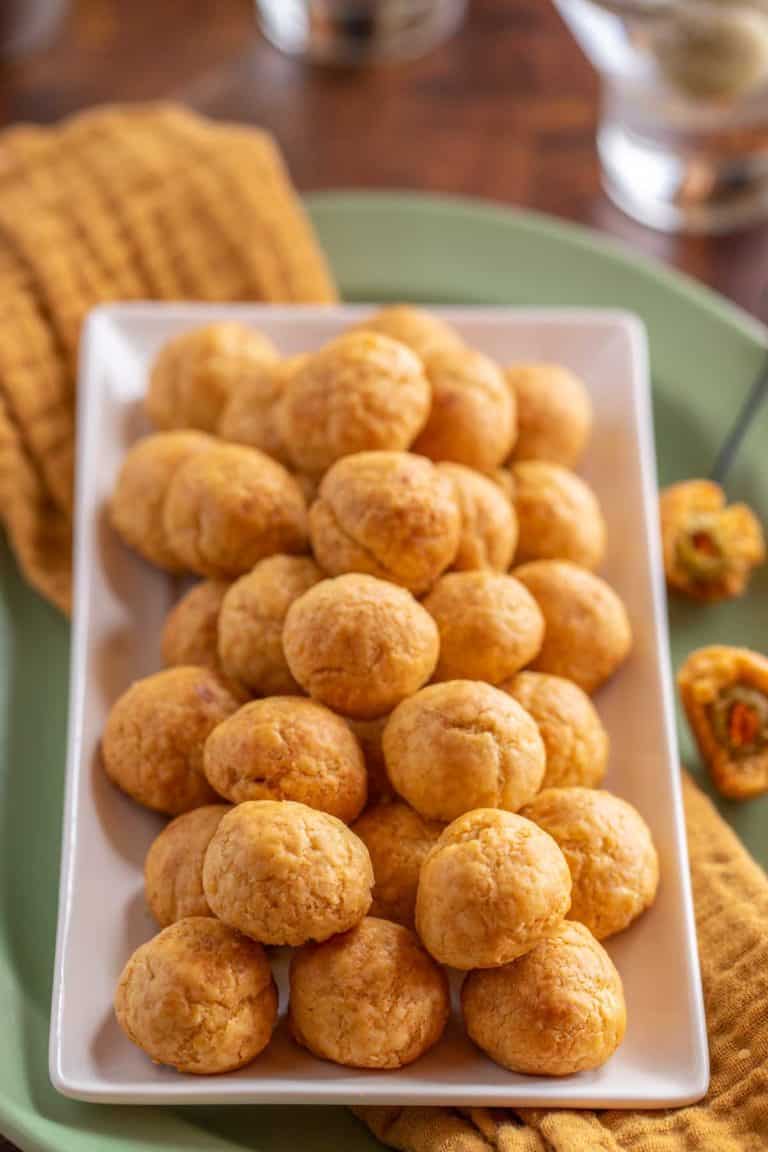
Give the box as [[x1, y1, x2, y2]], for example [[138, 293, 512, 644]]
[[49, 302, 709, 1108]]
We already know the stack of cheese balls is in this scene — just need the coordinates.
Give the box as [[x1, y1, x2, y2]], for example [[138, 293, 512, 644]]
[[106, 308, 657, 1080]]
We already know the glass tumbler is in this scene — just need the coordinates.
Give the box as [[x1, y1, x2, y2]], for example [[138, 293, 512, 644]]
[[555, 0, 768, 233], [255, 0, 467, 65]]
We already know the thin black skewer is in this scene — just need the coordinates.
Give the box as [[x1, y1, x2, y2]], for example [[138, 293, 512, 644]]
[[709, 348, 768, 486]]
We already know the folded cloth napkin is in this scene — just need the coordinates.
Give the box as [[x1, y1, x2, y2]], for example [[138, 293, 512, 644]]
[[0, 103, 336, 613], [356, 774, 768, 1152]]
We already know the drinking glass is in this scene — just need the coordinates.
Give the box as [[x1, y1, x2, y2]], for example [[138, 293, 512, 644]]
[[255, 0, 467, 65], [555, 0, 768, 233]]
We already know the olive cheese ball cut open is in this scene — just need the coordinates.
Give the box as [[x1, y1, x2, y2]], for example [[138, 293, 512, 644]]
[[501, 671, 609, 789], [203, 696, 367, 822], [217, 554, 323, 696], [202, 800, 373, 946], [114, 917, 277, 1075], [146, 322, 278, 434], [383, 680, 545, 821], [289, 917, 450, 1069], [309, 451, 461, 594], [110, 431, 213, 571], [522, 787, 659, 939], [423, 571, 544, 684], [163, 442, 308, 579], [278, 331, 431, 475], [283, 574, 440, 719], [415, 808, 571, 970], [514, 561, 632, 693], [101, 667, 239, 815], [462, 921, 626, 1076], [144, 804, 231, 927]]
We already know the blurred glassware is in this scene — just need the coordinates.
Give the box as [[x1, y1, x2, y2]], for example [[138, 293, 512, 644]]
[[0, 0, 68, 58], [255, 0, 467, 65], [555, 0, 768, 233]]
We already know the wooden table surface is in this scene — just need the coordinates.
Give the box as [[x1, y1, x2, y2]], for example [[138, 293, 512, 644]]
[[0, 2, 764, 1149], [0, 0, 766, 320]]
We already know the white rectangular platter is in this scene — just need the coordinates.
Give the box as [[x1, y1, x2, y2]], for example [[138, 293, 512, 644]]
[[50, 304, 708, 1108]]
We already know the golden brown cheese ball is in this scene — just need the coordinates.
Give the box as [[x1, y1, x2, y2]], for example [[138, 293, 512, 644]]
[[660, 479, 765, 602], [438, 463, 517, 571], [163, 442, 308, 578], [493, 467, 516, 504], [501, 671, 608, 789], [347, 715, 395, 804], [217, 554, 323, 696], [110, 431, 212, 571], [161, 580, 229, 673], [114, 917, 277, 1074], [506, 363, 592, 467], [217, 355, 307, 464], [283, 574, 439, 719], [144, 804, 231, 928], [309, 451, 461, 594], [413, 345, 515, 472], [292, 470, 321, 506], [102, 667, 239, 814], [146, 322, 278, 433], [423, 571, 544, 684], [415, 809, 571, 969], [461, 921, 626, 1075], [512, 461, 606, 570], [383, 681, 545, 821], [279, 332, 430, 475], [203, 697, 367, 822], [521, 788, 659, 939], [678, 645, 768, 799], [289, 917, 449, 1069], [202, 800, 373, 945], [352, 305, 465, 360], [514, 561, 632, 693], [352, 802, 443, 927]]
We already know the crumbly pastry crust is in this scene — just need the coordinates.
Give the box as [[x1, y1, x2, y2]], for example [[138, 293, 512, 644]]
[[461, 921, 626, 1075], [114, 917, 277, 1074], [289, 917, 449, 1068]]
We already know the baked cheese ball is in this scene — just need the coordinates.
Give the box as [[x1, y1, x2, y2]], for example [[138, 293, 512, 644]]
[[352, 801, 444, 927], [505, 363, 592, 467], [203, 696, 367, 821], [289, 917, 449, 1069], [413, 345, 515, 472], [217, 554, 323, 696], [678, 645, 768, 799], [161, 580, 230, 673], [415, 809, 571, 969], [309, 451, 461, 594], [110, 431, 212, 571], [283, 574, 439, 719], [521, 788, 659, 939], [383, 680, 545, 821], [278, 331, 430, 475], [514, 561, 632, 693], [462, 921, 626, 1075], [146, 322, 278, 433], [512, 461, 606, 570], [144, 804, 231, 927], [660, 479, 765, 602], [202, 800, 373, 945], [351, 305, 465, 360], [114, 917, 277, 1074], [347, 715, 395, 805], [438, 463, 517, 571], [501, 671, 609, 789], [163, 442, 308, 578], [423, 571, 544, 684], [493, 467, 516, 504], [102, 667, 239, 814], [217, 355, 307, 464]]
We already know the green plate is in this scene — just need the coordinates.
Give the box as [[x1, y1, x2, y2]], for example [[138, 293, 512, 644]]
[[1, 192, 766, 1152]]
